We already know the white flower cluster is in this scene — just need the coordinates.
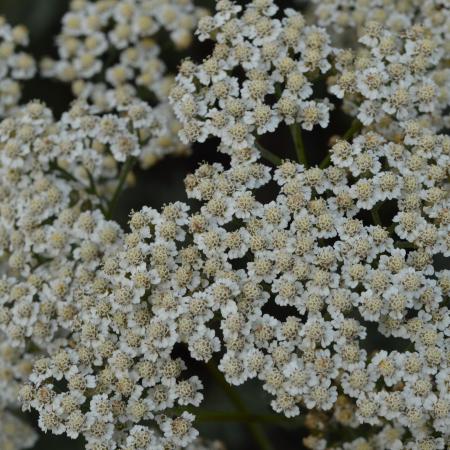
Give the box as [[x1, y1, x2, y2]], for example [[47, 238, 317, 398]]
[[0, 17, 35, 118], [0, 99, 162, 448], [0, 97, 165, 338], [0, 1, 448, 449], [42, 0, 208, 168], [18, 122, 449, 448], [43, 0, 205, 91], [171, 0, 333, 148], [309, 0, 450, 40], [329, 20, 450, 129], [0, 99, 226, 449]]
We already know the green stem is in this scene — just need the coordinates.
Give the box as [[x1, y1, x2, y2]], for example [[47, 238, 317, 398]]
[[343, 119, 362, 141], [106, 156, 137, 219], [86, 168, 107, 215], [273, 82, 305, 166], [319, 119, 362, 169], [255, 141, 282, 166], [289, 123, 307, 167], [387, 223, 396, 235], [206, 362, 275, 450], [50, 161, 79, 183], [168, 407, 295, 426], [371, 203, 382, 226], [33, 254, 52, 268], [86, 168, 99, 196], [319, 153, 331, 169], [275, 82, 307, 166], [394, 241, 417, 249], [51, 161, 107, 215]]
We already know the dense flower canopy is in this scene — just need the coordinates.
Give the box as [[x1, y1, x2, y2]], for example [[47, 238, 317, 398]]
[[0, 1, 449, 449]]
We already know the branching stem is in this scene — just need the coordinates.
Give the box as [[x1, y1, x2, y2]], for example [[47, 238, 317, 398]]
[[371, 203, 382, 226], [169, 407, 295, 426], [289, 122, 307, 166], [206, 362, 275, 450], [255, 141, 282, 166], [106, 156, 137, 219]]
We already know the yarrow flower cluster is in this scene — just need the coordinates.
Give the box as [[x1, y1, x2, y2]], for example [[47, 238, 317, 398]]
[[0, 97, 164, 448], [309, 0, 450, 40], [42, 0, 208, 168], [329, 20, 450, 129], [0, 98, 161, 275], [171, 1, 333, 149], [19, 130, 450, 448], [0, 1, 448, 449], [43, 0, 205, 92], [0, 16, 35, 118]]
